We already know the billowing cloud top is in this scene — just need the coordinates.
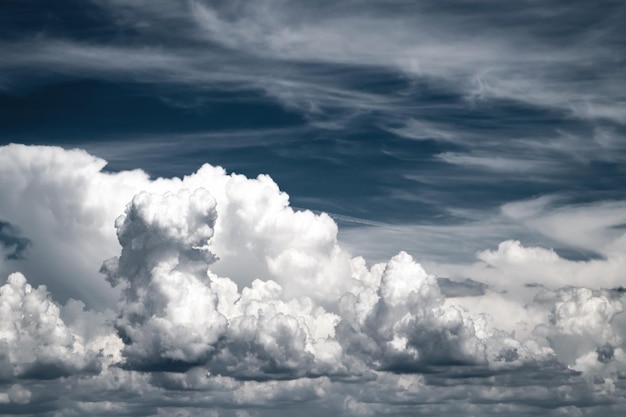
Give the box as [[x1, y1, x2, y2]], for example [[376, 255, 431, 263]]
[[0, 144, 625, 416]]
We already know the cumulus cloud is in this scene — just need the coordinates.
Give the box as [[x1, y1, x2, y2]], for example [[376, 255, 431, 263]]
[[94, 171, 550, 380], [534, 287, 623, 367], [0, 272, 122, 381], [99, 185, 345, 377], [0, 144, 152, 309], [101, 188, 224, 369], [0, 144, 625, 415]]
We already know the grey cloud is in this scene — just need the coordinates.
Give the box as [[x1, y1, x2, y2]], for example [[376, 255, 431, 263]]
[[436, 152, 558, 174], [0, 221, 30, 260], [2, 0, 625, 127], [437, 277, 488, 298], [101, 0, 626, 127], [597, 344, 615, 364], [1, 145, 625, 415], [0, 273, 122, 382]]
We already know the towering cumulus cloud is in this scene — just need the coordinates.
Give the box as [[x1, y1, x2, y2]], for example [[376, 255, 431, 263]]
[[0, 144, 624, 416], [101, 189, 225, 369]]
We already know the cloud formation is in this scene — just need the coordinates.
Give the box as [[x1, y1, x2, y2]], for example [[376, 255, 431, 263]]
[[4, 0, 626, 128], [2, 0, 625, 255], [2, 1, 625, 415], [1, 144, 624, 415], [0, 272, 121, 382]]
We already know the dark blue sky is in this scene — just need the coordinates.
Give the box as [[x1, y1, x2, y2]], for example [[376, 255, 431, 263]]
[[1, 0, 626, 253]]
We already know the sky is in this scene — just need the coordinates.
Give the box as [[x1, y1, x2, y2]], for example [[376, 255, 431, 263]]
[[1, 1, 626, 416]]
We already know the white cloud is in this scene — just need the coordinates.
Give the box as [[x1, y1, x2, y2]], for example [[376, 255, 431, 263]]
[[102, 188, 227, 368], [3, 0, 625, 128], [0, 144, 152, 309], [501, 197, 626, 256], [0, 272, 122, 380], [383, 118, 460, 143], [0, 144, 625, 415], [534, 287, 623, 366], [437, 152, 554, 173]]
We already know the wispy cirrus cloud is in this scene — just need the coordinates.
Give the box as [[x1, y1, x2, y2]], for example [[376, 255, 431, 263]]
[[2, 0, 626, 126], [436, 152, 555, 173], [3, 1, 625, 211]]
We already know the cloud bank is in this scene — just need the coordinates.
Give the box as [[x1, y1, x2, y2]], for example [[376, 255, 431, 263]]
[[0, 144, 625, 416]]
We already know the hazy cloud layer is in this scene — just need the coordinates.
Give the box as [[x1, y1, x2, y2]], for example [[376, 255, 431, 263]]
[[0, 145, 624, 415]]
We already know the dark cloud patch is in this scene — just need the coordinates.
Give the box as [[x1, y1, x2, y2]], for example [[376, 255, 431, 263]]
[[0, 221, 31, 260], [437, 277, 488, 298], [0, 402, 52, 417], [421, 360, 579, 388], [553, 247, 606, 262], [610, 223, 626, 232], [596, 344, 615, 364], [384, 361, 490, 377], [496, 348, 520, 363], [118, 358, 206, 374], [17, 363, 80, 381], [611, 287, 626, 296]]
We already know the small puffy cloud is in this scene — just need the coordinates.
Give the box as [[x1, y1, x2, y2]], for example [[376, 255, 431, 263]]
[[534, 287, 624, 375], [439, 239, 626, 296], [6, 384, 31, 405], [0, 272, 122, 380], [0, 384, 31, 405]]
